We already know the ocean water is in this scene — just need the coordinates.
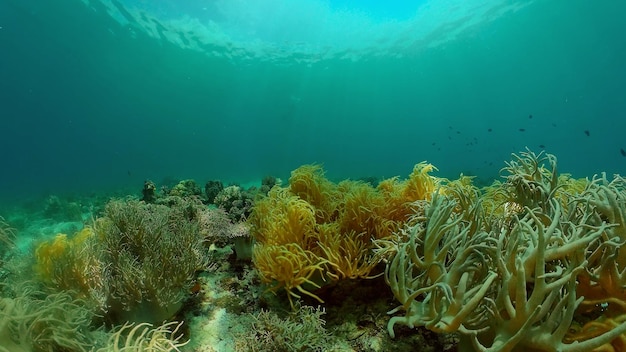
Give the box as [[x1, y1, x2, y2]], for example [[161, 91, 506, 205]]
[[1, 0, 625, 202]]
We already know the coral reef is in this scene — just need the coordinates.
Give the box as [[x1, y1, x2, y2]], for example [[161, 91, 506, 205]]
[[43, 195, 84, 222], [214, 185, 255, 222], [198, 207, 252, 260], [204, 180, 224, 204], [141, 180, 157, 203], [5, 149, 626, 351], [259, 175, 280, 195], [169, 179, 203, 198]]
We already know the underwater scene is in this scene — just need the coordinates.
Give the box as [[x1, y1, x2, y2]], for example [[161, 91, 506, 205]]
[[1, 0, 626, 351]]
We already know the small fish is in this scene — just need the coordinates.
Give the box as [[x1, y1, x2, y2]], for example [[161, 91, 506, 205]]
[[529, 114, 533, 119], [584, 130, 590, 136], [488, 128, 492, 132], [519, 128, 525, 132], [190, 281, 202, 294], [621, 148, 626, 157], [539, 144, 545, 149]]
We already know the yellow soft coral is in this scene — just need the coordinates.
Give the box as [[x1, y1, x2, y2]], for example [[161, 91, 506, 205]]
[[402, 162, 438, 202], [317, 223, 383, 281], [35, 233, 70, 279], [336, 180, 387, 239], [34, 227, 106, 305], [35, 228, 95, 281], [250, 187, 318, 249], [289, 164, 338, 223], [376, 163, 439, 228], [251, 163, 445, 310], [253, 243, 327, 309], [250, 187, 329, 308]]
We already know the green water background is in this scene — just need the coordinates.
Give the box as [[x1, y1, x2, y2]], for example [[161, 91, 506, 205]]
[[1, 0, 625, 202]]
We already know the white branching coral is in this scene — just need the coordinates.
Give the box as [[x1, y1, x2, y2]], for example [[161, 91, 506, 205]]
[[99, 321, 188, 352], [385, 150, 626, 351], [386, 192, 497, 336], [466, 200, 623, 352]]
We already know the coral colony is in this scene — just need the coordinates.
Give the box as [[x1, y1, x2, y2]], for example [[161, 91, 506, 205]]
[[3, 149, 626, 351]]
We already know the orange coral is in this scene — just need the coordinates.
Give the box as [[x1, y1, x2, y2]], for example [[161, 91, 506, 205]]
[[566, 315, 626, 352]]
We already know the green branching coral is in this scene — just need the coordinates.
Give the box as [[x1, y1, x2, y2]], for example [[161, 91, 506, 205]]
[[234, 305, 332, 352]]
